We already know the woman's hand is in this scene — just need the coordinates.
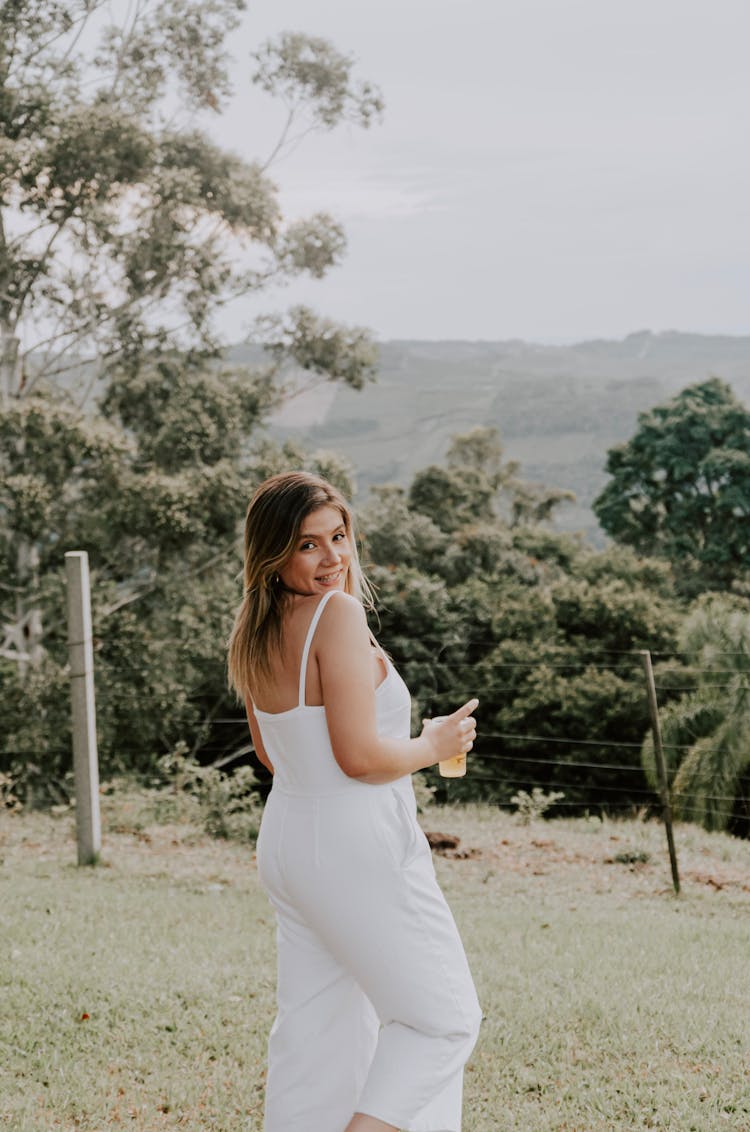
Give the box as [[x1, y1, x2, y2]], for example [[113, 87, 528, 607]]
[[420, 699, 478, 765]]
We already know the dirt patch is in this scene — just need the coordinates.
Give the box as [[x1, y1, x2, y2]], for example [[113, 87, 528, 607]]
[[418, 805, 750, 905], [2, 801, 749, 906]]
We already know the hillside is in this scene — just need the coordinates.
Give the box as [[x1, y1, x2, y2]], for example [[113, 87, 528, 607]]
[[264, 330, 750, 541]]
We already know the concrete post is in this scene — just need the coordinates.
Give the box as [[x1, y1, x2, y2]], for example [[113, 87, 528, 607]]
[[65, 551, 101, 866]]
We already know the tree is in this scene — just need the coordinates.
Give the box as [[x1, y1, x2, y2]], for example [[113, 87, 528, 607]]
[[642, 596, 750, 835], [363, 429, 681, 810], [0, 374, 360, 798], [1, 1, 383, 401], [408, 427, 573, 534], [594, 379, 750, 594], [1, 1, 381, 669], [0, 2, 383, 797]]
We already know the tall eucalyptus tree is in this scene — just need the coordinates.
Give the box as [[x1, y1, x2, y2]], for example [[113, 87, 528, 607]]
[[0, 0, 382, 676]]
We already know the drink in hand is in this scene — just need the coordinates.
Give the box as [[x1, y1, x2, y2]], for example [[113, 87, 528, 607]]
[[438, 753, 467, 778], [429, 716, 469, 778]]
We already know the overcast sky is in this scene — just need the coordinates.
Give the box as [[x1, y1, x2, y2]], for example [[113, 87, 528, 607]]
[[213, 0, 749, 343]]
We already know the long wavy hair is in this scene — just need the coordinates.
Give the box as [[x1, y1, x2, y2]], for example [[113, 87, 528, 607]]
[[226, 471, 374, 700]]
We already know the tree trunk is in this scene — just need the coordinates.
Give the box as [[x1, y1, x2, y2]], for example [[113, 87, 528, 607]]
[[14, 542, 44, 682], [1, 200, 21, 402], [0, 320, 20, 404], [1, 321, 44, 680]]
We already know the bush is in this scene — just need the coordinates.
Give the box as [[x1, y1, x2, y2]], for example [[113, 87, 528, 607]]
[[159, 748, 264, 843], [511, 788, 565, 825]]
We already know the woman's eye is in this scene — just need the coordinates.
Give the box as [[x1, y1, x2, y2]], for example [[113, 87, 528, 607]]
[[333, 531, 346, 542], [300, 541, 315, 551]]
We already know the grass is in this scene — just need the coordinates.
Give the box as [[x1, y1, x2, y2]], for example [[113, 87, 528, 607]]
[[1, 794, 750, 1131]]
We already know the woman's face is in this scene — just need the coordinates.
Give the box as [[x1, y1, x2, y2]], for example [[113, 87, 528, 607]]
[[278, 505, 352, 596]]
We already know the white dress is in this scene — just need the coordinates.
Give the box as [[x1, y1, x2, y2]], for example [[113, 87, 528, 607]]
[[254, 590, 481, 1132]]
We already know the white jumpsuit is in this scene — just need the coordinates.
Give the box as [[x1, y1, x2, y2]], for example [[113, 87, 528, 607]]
[[254, 591, 482, 1132]]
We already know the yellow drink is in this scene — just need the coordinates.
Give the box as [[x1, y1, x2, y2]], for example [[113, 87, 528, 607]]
[[438, 753, 467, 778], [429, 717, 469, 777]]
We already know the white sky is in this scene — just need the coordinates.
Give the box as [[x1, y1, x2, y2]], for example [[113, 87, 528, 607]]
[[212, 2, 749, 341]]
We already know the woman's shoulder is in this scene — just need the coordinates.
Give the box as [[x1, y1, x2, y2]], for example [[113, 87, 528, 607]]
[[285, 588, 365, 635], [321, 588, 366, 619], [289, 588, 362, 615], [314, 590, 368, 638]]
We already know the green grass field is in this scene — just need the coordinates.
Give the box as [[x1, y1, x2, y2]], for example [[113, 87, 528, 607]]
[[2, 797, 749, 1131]]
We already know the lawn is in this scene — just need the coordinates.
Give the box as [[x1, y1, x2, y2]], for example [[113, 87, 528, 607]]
[[1, 795, 749, 1131]]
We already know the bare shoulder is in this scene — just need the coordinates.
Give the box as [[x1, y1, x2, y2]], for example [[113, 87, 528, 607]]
[[316, 591, 368, 642]]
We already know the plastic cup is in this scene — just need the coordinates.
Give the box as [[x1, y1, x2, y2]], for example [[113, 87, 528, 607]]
[[438, 753, 467, 778], [429, 716, 469, 778]]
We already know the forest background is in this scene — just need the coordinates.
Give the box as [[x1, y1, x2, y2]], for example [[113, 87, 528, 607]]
[[1, 0, 749, 839]]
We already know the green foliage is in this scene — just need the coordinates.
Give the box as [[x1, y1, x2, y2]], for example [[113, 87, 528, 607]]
[[0, 770, 22, 811], [2, 1, 269, 379], [408, 427, 575, 535], [363, 427, 682, 811], [552, 574, 677, 651], [0, 395, 129, 552], [611, 847, 650, 865], [252, 31, 384, 135], [408, 428, 508, 533], [1, 3, 385, 800], [246, 437, 356, 501], [361, 485, 449, 570], [409, 464, 498, 533], [594, 379, 750, 594], [0, 368, 266, 589], [160, 748, 264, 842], [2, 3, 382, 393], [510, 787, 565, 824], [0, 655, 71, 804], [101, 358, 274, 472], [642, 595, 750, 834], [255, 305, 378, 391], [0, 388, 366, 803]]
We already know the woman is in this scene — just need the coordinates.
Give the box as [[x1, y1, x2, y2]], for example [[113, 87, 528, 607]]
[[227, 471, 482, 1132]]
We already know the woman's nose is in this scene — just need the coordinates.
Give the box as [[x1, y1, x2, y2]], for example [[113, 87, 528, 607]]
[[321, 542, 342, 564]]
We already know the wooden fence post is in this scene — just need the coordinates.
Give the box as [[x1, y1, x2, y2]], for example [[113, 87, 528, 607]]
[[640, 650, 680, 894], [65, 551, 101, 866]]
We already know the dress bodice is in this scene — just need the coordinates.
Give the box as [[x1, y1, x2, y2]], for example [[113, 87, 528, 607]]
[[253, 591, 412, 797]]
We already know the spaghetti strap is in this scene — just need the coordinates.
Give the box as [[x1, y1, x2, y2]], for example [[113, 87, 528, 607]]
[[298, 591, 338, 707]]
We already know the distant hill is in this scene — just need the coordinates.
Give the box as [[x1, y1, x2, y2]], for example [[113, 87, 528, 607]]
[[263, 330, 750, 543]]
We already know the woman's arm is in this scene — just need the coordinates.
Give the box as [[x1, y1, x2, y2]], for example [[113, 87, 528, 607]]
[[244, 696, 275, 775], [316, 592, 476, 784]]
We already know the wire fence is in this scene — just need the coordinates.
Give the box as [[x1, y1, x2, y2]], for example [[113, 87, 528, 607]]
[[4, 732, 744, 822], [5, 639, 748, 836]]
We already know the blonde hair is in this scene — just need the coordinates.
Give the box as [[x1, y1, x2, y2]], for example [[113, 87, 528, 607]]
[[227, 471, 374, 700]]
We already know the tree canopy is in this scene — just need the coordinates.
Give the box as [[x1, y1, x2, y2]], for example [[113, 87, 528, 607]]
[[593, 379, 750, 594], [642, 595, 750, 836], [363, 428, 681, 812], [0, 0, 383, 796], [1, 0, 384, 402]]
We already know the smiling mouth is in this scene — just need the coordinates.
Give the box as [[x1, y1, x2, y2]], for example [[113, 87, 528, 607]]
[[317, 569, 343, 585]]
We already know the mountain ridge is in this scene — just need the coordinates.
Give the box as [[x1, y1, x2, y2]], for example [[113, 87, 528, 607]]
[[266, 330, 750, 542]]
